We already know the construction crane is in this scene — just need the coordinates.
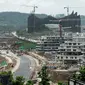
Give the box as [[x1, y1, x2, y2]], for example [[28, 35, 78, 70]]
[[21, 5, 38, 32], [64, 6, 69, 15], [21, 5, 38, 14], [64, 6, 85, 16]]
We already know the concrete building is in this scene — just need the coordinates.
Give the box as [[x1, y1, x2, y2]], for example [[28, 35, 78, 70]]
[[36, 35, 64, 52], [36, 32, 85, 67], [56, 41, 85, 64], [28, 12, 81, 33], [56, 33, 85, 65]]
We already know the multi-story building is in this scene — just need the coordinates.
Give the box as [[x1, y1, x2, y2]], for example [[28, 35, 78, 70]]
[[72, 32, 85, 42], [36, 33, 85, 66], [36, 35, 64, 52], [28, 12, 81, 33], [56, 33, 85, 65], [56, 41, 85, 64]]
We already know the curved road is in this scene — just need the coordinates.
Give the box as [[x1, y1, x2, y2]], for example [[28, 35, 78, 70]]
[[13, 55, 35, 80], [12, 31, 38, 43]]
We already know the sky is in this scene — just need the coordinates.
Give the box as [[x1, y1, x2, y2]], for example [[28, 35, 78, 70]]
[[0, 0, 85, 15]]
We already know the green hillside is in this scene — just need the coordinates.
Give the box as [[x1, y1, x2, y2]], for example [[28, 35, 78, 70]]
[[0, 12, 29, 31], [0, 12, 47, 31]]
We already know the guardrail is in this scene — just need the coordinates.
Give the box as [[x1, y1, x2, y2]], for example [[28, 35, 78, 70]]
[[68, 79, 85, 85]]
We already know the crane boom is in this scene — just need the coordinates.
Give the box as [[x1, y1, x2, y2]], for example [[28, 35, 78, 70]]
[[21, 5, 38, 14], [64, 6, 69, 15], [64, 6, 85, 15]]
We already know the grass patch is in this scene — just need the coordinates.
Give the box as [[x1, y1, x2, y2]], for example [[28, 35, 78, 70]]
[[17, 40, 37, 50]]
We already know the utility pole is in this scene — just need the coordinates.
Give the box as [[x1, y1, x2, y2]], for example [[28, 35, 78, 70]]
[[64, 6, 69, 15]]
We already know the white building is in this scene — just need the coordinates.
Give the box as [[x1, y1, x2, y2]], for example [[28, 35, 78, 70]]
[[36, 32, 85, 66], [56, 33, 85, 65], [36, 35, 64, 52]]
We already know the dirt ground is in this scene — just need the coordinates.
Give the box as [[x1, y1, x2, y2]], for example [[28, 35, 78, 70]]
[[48, 70, 75, 83]]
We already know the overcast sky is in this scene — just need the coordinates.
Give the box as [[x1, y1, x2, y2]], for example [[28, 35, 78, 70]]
[[0, 0, 85, 15]]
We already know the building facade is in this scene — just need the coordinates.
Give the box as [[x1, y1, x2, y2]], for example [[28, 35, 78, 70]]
[[37, 33, 85, 66], [56, 33, 85, 65], [28, 12, 81, 33], [36, 35, 64, 52]]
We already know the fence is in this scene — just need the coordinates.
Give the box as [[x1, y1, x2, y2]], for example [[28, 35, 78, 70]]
[[68, 79, 85, 85]]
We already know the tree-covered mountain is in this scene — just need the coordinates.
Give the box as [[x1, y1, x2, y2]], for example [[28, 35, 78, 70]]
[[0, 11, 84, 32], [28, 11, 81, 33], [0, 12, 47, 31], [0, 12, 29, 31]]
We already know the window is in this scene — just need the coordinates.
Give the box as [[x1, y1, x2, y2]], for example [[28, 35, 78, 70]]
[[66, 57, 68, 59], [78, 43, 80, 45], [42, 39, 44, 41], [63, 49, 65, 51], [67, 46, 71, 48], [44, 42, 47, 43], [73, 46, 76, 48], [73, 43, 76, 45], [61, 49, 65, 51], [44, 44, 47, 46], [67, 49, 71, 51], [69, 43, 72, 45], [70, 57, 73, 59], [75, 57, 77, 59], [61, 57, 63, 59], [57, 52, 60, 54], [83, 57, 85, 59], [73, 49, 76, 51], [57, 57, 59, 59], [78, 46, 81, 48]]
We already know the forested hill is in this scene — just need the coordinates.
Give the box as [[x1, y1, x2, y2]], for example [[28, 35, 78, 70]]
[[0, 12, 29, 30], [0, 12, 84, 32], [0, 12, 47, 31]]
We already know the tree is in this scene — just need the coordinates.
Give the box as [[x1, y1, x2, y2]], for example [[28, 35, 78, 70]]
[[38, 66, 50, 85], [0, 71, 14, 85], [58, 81, 63, 85], [26, 80, 33, 85], [79, 66, 85, 81], [8, 71, 14, 82], [0, 71, 34, 85], [13, 76, 25, 85], [0, 83, 2, 85], [72, 66, 85, 82]]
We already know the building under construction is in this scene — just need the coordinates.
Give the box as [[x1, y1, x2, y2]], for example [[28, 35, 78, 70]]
[[27, 11, 81, 33]]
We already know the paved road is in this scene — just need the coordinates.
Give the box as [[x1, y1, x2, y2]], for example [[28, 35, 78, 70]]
[[12, 31, 38, 43], [13, 55, 35, 80]]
